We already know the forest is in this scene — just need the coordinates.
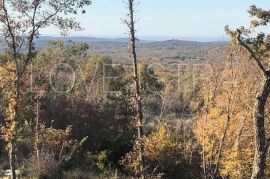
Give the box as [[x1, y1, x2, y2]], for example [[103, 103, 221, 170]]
[[0, 0, 269, 179]]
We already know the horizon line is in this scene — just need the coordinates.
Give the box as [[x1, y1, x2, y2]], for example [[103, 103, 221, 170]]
[[37, 34, 229, 42]]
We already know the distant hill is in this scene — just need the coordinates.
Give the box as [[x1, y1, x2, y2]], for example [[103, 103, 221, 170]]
[[0, 36, 227, 63], [37, 36, 129, 43], [78, 38, 227, 64]]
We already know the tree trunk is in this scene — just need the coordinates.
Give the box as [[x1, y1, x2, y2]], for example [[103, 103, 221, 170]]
[[9, 141, 16, 179], [213, 113, 231, 178], [251, 77, 270, 179], [9, 77, 20, 179], [35, 97, 40, 174], [127, 0, 145, 178]]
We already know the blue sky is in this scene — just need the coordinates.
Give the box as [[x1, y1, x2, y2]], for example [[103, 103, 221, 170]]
[[41, 0, 270, 40]]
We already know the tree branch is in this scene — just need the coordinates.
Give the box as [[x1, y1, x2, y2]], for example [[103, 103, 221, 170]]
[[16, 36, 25, 54], [236, 29, 268, 77], [20, 7, 60, 76], [123, 19, 131, 30], [2, 0, 18, 65]]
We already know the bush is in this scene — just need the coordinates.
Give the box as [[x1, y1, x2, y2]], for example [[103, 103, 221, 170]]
[[26, 150, 61, 178], [121, 123, 202, 178]]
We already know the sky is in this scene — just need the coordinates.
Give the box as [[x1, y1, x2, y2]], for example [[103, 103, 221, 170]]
[[40, 0, 270, 40]]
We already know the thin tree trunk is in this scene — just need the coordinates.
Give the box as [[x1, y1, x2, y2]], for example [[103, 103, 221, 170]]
[[251, 77, 270, 179], [35, 97, 40, 174], [159, 100, 166, 119], [212, 113, 230, 178], [9, 77, 21, 179], [235, 117, 246, 148], [213, 59, 235, 178], [127, 0, 145, 178], [9, 141, 16, 179], [202, 116, 207, 179]]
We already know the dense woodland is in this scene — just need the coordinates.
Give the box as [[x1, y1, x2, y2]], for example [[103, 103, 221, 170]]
[[0, 0, 270, 179]]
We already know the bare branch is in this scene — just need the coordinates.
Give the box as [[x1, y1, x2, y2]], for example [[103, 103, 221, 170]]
[[123, 19, 131, 29], [20, 7, 61, 76], [2, 0, 18, 63], [16, 36, 25, 54], [236, 29, 268, 76]]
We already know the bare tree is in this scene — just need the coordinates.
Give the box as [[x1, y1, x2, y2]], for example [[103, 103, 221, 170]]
[[124, 0, 145, 178], [0, 0, 91, 178]]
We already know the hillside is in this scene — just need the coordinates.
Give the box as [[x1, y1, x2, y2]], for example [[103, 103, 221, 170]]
[[0, 36, 226, 64], [33, 37, 227, 64]]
